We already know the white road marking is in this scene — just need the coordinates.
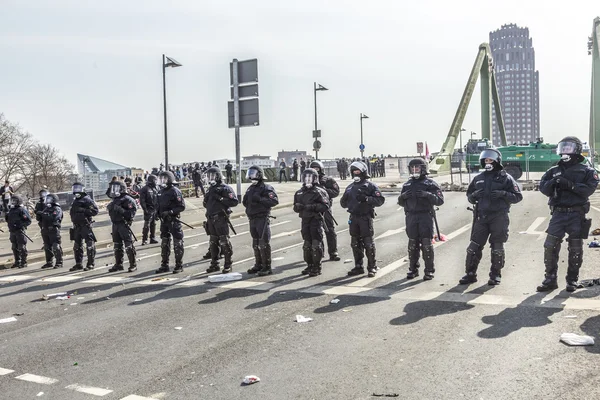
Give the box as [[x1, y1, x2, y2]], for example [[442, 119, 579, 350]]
[[84, 277, 131, 284], [36, 276, 79, 283], [323, 286, 371, 295], [591, 205, 600, 214], [119, 396, 157, 400], [271, 229, 300, 239], [0, 367, 14, 375], [65, 384, 113, 396], [272, 257, 285, 261], [15, 373, 59, 385], [220, 281, 265, 289], [375, 227, 406, 240], [518, 216, 546, 235], [0, 275, 34, 282]]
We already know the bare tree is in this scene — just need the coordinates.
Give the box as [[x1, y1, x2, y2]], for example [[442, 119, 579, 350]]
[[0, 114, 34, 187]]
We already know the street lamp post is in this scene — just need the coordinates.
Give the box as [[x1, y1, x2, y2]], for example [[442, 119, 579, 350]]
[[162, 54, 182, 170], [360, 113, 369, 159], [459, 128, 466, 185], [313, 82, 328, 160], [468, 131, 477, 182]]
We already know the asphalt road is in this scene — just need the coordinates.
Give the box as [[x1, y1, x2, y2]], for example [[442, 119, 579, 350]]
[[2, 187, 600, 399]]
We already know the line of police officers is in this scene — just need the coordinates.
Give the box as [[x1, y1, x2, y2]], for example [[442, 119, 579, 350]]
[[4, 136, 597, 293]]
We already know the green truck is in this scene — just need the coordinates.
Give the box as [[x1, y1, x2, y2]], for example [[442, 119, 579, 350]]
[[463, 138, 592, 180]]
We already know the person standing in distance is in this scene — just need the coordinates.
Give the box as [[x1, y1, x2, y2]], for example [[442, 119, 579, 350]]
[[310, 160, 341, 261], [398, 158, 444, 280], [225, 160, 234, 185], [243, 166, 279, 276], [6, 195, 32, 269], [537, 136, 599, 293], [139, 174, 159, 246], [279, 159, 288, 183], [459, 148, 523, 286], [155, 171, 187, 274], [35, 187, 54, 269], [340, 161, 385, 277], [40, 193, 63, 269], [69, 182, 99, 271], [106, 180, 138, 273]]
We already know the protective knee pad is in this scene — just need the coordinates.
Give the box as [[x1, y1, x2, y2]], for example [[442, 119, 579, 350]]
[[113, 242, 124, 265], [543, 234, 561, 275], [465, 241, 482, 272], [209, 235, 220, 260], [260, 243, 272, 267], [311, 239, 324, 265], [363, 236, 376, 268], [73, 241, 83, 262], [52, 243, 63, 263], [350, 236, 364, 262], [219, 235, 233, 257], [302, 240, 312, 264], [173, 239, 184, 265], [125, 244, 137, 266], [86, 244, 96, 265], [567, 238, 583, 278], [490, 243, 505, 272], [421, 238, 434, 272]]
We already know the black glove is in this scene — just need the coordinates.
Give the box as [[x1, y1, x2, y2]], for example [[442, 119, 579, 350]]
[[295, 203, 305, 210], [356, 193, 367, 202], [106, 203, 114, 212], [113, 204, 125, 215], [468, 189, 484, 203], [415, 190, 430, 198], [304, 204, 317, 211], [490, 190, 506, 199], [252, 194, 261, 203], [161, 210, 172, 219], [556, 177, 574, 190], [401, 190, 412, 200]]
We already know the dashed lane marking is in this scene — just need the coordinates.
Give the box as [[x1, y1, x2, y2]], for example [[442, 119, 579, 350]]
[[375, 227, 406, 240], [15, 373, 59, 385], [271, 229, 301, 239], [518, 216, 546, 235], [0, 275, 34, 282], [120, 395, 157, 400], [65, 384, 113, 396], [0, 367, 15, 375]]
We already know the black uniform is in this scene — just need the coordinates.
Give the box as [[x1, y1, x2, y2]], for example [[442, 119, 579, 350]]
[[243, 181, 279, 275], [40, 200, 63, 268], [225, 162, 233, 184], [316, 173, 341, 259], [70, 194, 99, 270], [292, 160, 299, 181], [156, 182, 186, 273], [293, 184, 330, 276], [191, 166, 204, 198], [35, 197, 53, 267], [462, 168, 522, 284], [340, 179, 385, 276], [139, 181, 158, 244], [6, 200, 32, 268], [279, 161, 288, 183], [398, 175, 444, 279], [538, 160, 599, 291], [204, 181, 239, 273], [300, 160, 306, 174], [107, 192, 138, 272]]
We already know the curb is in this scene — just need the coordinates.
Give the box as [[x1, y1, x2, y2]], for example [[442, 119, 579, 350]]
[[0, 201, 295, 270]]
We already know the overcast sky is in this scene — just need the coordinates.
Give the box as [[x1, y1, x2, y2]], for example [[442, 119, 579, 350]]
[[0, 0, 597, 170]]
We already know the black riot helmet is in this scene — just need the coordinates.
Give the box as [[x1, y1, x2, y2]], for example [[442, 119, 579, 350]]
[[479, 148, 503, 171], [206, 167, 223, 186], [39, 186, 49, 200], [45, 193, 59, 207], [301, 168, 319, 188], [557, 136, 584, 162], [246, 165, 264, 183], [408, 158, 428, 179], [195, 162, 200, 169], [109, 180, 127, 198], [309, 160, 325, 176], [11, 195, 23, 207], [72, 182, 85, 199], [147, 174, 158, 187], [350, 161, 370, 182], [158, 171, 175, 187]]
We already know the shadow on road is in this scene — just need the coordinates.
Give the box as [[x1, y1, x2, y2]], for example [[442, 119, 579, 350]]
[[477, 292, 563, 339], [579, 314, 600, 354]]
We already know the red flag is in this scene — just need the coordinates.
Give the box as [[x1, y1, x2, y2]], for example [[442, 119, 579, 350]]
[[425, 142, 430, 159]]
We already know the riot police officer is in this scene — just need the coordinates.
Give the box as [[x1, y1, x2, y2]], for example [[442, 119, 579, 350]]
[[340, 161, 385, 277], [309, 160, 341, 261], [106, 180, 138, 272], [243, 165, 279, 276], [225, 160, 234, 184], [155, 171, 186, 274], [34, 187, 53, 269], [537, 136, 599, 292], [459, 148, 523, 286], [293, 168, 330, 277], [398, 158, 444, 280], [203, 167, 239, 273], [69, 182, 99, 271], [139, 174, 159, 246], [6, 195, 32, 269], [40, 193, 63, 269]]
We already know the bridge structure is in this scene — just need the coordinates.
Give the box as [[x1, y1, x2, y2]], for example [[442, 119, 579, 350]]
[[590, 17, 600, 160]]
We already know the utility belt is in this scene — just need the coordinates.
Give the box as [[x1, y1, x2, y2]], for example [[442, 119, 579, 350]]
[[550, 203, 590, 214], [207, 209, 231, 220], [248, 213, 270, 221], [350, 210, 375, 219], [405, 209, 431, 215]]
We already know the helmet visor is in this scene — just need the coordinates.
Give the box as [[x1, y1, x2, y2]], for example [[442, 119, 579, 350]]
[[44, 196, 54, 205], [207, 172, 219, 184], [410, 165, 422, 175], [10, 197, 19, 206], [479, 149, 499, 162], [557, 141, 577, 155], [72, 184, 83, 194], [109, 184, 122, 198], [246, 169, 259, 180], [39, 190, 49, 199], [303, 175, 314, 187]]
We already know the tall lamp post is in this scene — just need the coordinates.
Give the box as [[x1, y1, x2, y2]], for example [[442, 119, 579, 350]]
[[162, 54, 182, 170], [360, 113, 369, 159], [459, 128, 466, 184], [313, 82, 328, 159], [468, 131, 477, 182]]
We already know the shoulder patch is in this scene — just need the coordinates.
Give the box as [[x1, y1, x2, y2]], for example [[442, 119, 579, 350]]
[[375, 191, 381, 196], [269, 192, 275, 199], [595, 173, 599, 181], [228, 192, 234, 199], [177, 196, 182, 201]]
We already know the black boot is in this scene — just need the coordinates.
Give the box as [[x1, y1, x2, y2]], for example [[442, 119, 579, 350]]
[[172, 239, 184, 274], [310, 240, 324, 276], [258, 243, 272, 276], [219, 235, 233, 273], [326, 227, 340, 261], [109, 243, 125, 272], [566, 238, 583, 293], [348, 265, 365, 276], [537, 235, 561, 292], [155, 265, 170, 274], [406, 239, 420, 279], [364, 237, 377, 278], [70, 264, 84, 272], [247, 241, 262, 274], [422, 239, 435, 281], [125, 244, 137, 272], [84, 243, 96, 271], [301, 241, 312, 275], [488, 245, 504, 286], [459, 241, 481, 284]]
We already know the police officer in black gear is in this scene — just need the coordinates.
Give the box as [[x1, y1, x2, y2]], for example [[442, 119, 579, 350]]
[[39, 193, 64, 269], [310, 160, 341, 261], [192, 163, 204, 198], [243, 166, 279, 276], [537, 136, 599, 292], [460, 149, 523, 286], [7, 195, 32, 269], [69, 182, 99, 271], [139, 174, 159, 246], [155, 171, 187, 274], [106, 180, 138, 272], [340, 161, 385, 277], [225, 160, 233, 184], [398, 158, 444, 280], [204, 167, 239, 273], [35, 187, 53, 269], [293, 168, 330, 277]]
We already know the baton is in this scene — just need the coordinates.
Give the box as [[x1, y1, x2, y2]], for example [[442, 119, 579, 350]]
[[176, 218, 195, 230], [327, 208, 338, 226], [125, 222, 138, 242], [21, 229, 33, 243], [227, 218, 237, 235], [431, 206, 442, 241]]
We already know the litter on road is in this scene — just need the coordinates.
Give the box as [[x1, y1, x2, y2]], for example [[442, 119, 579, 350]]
[[56, 296, 69, 300], [295, 315, 313, 323], [12, 313, 24, 316], [242, 375, 260, 385], [41, 292, 67, 300], [330, 299, 340, 304], [208, 272, 242, 283], [174, 327, 183, 330], [372, 393, 399, 397], [560, 333, 595, 346], [0, 317, 18, 324]]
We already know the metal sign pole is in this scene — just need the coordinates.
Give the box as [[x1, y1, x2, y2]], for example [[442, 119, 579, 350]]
[[233, 59, 242, 200]]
